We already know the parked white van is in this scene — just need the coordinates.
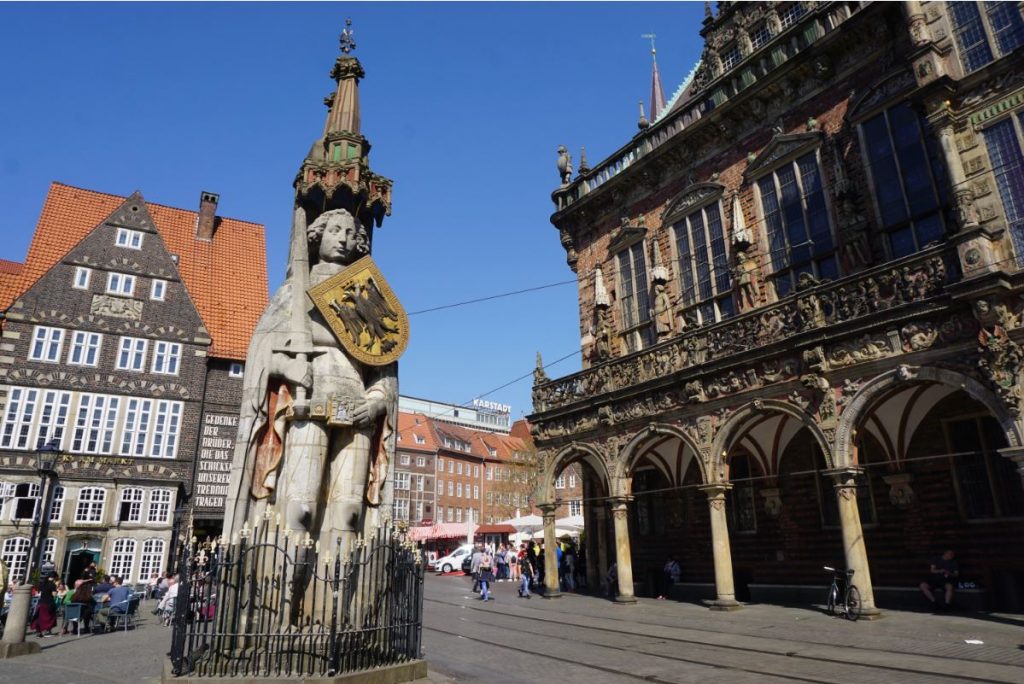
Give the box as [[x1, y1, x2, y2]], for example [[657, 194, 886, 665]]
[[434, 543, 474, 574]]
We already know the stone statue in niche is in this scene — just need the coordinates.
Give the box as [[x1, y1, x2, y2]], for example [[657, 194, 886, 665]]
[[837, 195, 871, 270], [650, 281, 674, 341], [593, 306, 612, 362], [224, 208, 402, 561], [733, 250, 760, 311]]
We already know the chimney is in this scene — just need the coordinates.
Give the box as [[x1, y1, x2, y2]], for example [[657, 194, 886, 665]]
[[196, 191, 220, 240]]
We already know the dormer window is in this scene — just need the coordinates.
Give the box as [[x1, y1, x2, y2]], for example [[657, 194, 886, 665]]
[[229, 362, 244, 378], [115, 228, 144, 250]]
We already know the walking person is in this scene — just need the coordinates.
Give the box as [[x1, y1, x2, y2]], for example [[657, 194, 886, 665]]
[[507, 545, 519, 582], [518, 554, 534, 599], [496, 544, 508, 582], [657, 555, 681, 600], [31, 572, 58, 637], [478, 550, 495, 601], [470, 544, 484, 593]]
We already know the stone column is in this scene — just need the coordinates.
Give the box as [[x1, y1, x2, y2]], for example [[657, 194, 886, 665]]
[[584, 500, 599, 590], [595, 504, 609, 591], [828, 468, 881, 618], [0, 584, 41, 658], [608, 497, 637, 603], [539, 503, 561, 599], [700, 484, 741, 611]]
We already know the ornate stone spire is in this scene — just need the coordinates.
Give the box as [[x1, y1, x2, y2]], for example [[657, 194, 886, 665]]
[[295, 19, 393, 230], [594, 267, 610, 308], [643, 34, 667, 121]]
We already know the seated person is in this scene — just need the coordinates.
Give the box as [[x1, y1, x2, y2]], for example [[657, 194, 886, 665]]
[[67, 579, 95, 633], [93, 575, 113, 595], [98, 576, 132, 629], [919, 549, 958, 609]]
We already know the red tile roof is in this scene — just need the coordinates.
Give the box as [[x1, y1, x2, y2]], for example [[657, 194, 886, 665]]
[[396, 410, 529, 463], [0, 182, 269, 360], [0, 259, 22, 276]]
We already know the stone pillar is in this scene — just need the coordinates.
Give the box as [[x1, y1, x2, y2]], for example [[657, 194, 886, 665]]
[[539, 503, 561, 599], [609, 497, 637, 603], [584, 500, 599, 591], [595, 504, 609, 592], [700, 484, 741, 611], [828, 468, 881, 618], [0, 584, 41, 659]]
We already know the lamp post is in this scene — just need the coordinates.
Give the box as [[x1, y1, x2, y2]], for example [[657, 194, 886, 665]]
[[0, 440, 60, 658], [168, 490, 190, 575]]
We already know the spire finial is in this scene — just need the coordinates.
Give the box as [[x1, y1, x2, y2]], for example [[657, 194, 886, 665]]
[[641, 32, 657, 56], [340, 18, 356, 54], [638, 101, 649, 130]]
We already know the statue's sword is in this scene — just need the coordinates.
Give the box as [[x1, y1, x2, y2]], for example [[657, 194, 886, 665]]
[[277, 205, 319, 420]]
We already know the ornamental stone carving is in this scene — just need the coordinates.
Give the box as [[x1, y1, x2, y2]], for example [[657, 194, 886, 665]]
[[91, 294, 143, 320], [883, 473, 916, 508], [761, 488, 782, 517], [976, 303, 1024, 414]]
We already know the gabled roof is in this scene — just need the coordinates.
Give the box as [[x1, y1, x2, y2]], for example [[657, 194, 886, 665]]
[[396, 410, 529, 463], [0, 259, 22, 276], [396, 412, 440, 453], [0, 182, 269, 360]]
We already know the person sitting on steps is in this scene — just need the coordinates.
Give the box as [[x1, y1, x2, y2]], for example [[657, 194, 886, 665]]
[[919, 549, 958, 610]]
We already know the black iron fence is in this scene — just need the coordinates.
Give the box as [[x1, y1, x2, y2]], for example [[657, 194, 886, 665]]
[[168, 520, 424, 678]]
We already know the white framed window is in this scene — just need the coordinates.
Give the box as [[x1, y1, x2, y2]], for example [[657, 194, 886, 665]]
[[120, 398, 153, 457], [456, 482, 463, 497], [416, 456, 426, 467], [416, 475, 424, 492], [43, 537, 56, 564], [414, 434, 426, 444], [68, 331, 103, 366], [115, 228, 144, 249], [1, 387, 39, 449], [29, 326, 64, 362], [116, 337, 148, 371], [152, 341, 181, 375], [569, 474, 577, 489], [414, 501, 424, 523], [447, 481, 454, 496], [473, 485, 479, 499], [437, 505, 444, 521], [473, 465, 479, 478], [757, 151, 837, 297], [555, 475, 566, 489], [147, 489, 173, 524], [150, 400, 182, 458], [75, 487, 107, 523], [392, 498, 410, 521], [446, 507, 454, 522], [486, 492, 493, 505], [778, 1, 807, 30], [71, 394, 120, 454], [399, 454, 410, 466], [35, 390, 71, 451], [106, 272, 136, 296], [455, 508, 463, 523], [1, 537, 31, 582], [11, 482, 40, 521], [436, 457, 444, 472], [228, 362, 244, 378], [109, 538, 137, 582], [138, 538, 166, 580], [949, 1, 1024, 74], [118, 487, 144, 523], [616, 241, 653, 353], [437, 479, 444, 495], [49, 486, 65, 523], [73, 267, 91, 289], [150, 279, 167, 301], [568, 500, 583, 517], [673, 201, 735, 326], [448, 461, 454, 474], [457, 462, 463, 475], [486, 466, 493, 481], [394, 471, 410, 491]]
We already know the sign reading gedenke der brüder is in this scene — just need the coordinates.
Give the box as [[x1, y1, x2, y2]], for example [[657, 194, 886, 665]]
[[194, 412, 239, 511]]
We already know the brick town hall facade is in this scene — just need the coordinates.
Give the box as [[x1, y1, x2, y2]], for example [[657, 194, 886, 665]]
[[531, 1, 1024, 613], [0, 183, 268, 584]]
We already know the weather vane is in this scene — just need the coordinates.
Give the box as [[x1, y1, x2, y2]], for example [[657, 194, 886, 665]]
[[340, 18, 356, 54], [641, 33, 657, 55]]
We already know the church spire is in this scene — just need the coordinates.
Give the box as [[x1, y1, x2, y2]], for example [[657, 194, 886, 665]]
[[295, 19, 393, 230], [643, 33, 666, 121]]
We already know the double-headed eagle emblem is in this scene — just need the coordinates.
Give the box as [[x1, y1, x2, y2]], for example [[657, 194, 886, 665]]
[[307, 255, 409, 366]]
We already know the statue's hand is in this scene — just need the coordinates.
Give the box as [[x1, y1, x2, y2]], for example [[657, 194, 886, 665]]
[[351, 394, 386, 428], [270, 352, 312, 390]]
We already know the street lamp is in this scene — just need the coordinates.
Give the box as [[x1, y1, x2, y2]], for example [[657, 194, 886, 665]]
[[28, 440, 61, 582], [168, 489, 190, 574], [0, 439, 59, 658]]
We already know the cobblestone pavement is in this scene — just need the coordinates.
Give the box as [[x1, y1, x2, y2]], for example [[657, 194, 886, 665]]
[[422, 574, 1024, 683], [3, 579, 1023, 683]]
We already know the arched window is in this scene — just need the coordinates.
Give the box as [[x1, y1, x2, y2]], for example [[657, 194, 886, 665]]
[[1, 537, 31, 582], [109, 538, 137, 583], [75, 487, 107, 523], [146, 489, 173, 525], [118, 488, 145, 523], [138, 538, 166, 581]]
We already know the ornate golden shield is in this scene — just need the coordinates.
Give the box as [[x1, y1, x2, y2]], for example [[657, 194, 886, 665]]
[[307, 255, 409, 366]]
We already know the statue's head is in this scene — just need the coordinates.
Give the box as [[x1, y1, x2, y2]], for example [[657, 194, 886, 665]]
[[307, 209, 369, 265]]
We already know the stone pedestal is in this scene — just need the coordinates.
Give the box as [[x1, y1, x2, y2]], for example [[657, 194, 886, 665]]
[[609, 498, 636, 603], [700, 484, 741, 611], [540, 504, 562, 599], [0, 585, 40, 659], [829, 469, 882, 618]]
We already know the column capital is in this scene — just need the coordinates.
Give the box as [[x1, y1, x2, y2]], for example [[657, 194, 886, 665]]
[[537, 502, 559, 516], [823, 466, 864, 483], [699, 483, 733, 498], [997, 446, 1024, 463]]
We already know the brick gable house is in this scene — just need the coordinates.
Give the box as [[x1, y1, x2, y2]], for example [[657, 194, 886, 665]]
[[0, 182, 267, 583]]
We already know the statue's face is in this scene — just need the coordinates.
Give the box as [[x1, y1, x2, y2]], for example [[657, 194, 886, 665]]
[[319, 212, 361, 264]]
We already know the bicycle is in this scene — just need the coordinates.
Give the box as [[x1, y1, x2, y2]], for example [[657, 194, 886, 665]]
[[824, 565, 861, 621]]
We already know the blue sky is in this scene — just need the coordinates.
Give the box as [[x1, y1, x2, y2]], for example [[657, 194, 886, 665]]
[[0, 1, 705, 420]]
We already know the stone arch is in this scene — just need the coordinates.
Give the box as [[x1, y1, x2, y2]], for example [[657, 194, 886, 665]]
[[833, 365, 1023, 468], [538, 442, 613, 506], [619, 422, 710, 485], [710, 399, 834, 479]]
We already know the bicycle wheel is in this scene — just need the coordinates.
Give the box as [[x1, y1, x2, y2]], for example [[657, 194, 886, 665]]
[[826, 584, 838, 616], [845, 585, 862, 621]]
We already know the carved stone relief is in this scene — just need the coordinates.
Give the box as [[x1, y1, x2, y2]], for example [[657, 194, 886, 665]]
[[91, 294, 143, 320]]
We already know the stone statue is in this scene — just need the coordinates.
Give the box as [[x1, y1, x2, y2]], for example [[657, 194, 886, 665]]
[[650, 281, 674, 340], [733, 250, 759, 311], [593, 305, 612, 361], [224, 208, 400, 559], [557, 146, 574, 185], [838, 196, 871, 270]]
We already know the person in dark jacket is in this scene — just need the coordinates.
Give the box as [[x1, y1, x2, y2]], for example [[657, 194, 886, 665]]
[[478, 551, 495, 602], [31, 572, 58, 637]]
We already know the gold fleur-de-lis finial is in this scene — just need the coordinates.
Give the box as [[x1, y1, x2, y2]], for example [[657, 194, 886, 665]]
[[340, 18, 356, 54]]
